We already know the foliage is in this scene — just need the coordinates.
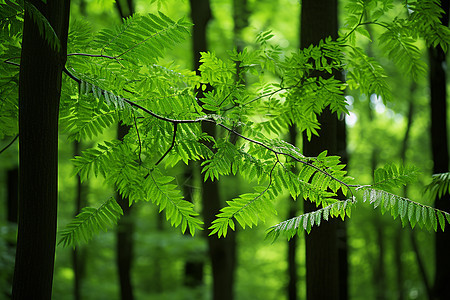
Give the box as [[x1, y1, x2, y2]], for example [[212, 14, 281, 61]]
[[1, 0, 450, 248], [424, 172, 450, 200], [58, 197, 123, 248]]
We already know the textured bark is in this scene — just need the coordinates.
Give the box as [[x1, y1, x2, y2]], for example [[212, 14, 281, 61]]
[[429, 2, 450, 299], [12, 1, 70, 299], [190, 1, 236, 299], [301, 1, 343, 299]]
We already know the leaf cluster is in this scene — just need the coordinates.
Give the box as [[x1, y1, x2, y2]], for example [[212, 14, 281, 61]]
[[58, 197, 123, 248]]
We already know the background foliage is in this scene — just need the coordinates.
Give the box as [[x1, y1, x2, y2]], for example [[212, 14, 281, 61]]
[[0, 0, 449, 299]]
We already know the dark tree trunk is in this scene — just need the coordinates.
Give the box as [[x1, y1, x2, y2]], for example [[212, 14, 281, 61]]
[[4, 167, 18, 299], [337, 112, 348, 300], [12, 1, 70, 299], [395, 85, 415, 300], [183, 163, 204, 288], [301, 1, 343, 299], [302, 108, 340, 300], [114, 2, 135, 299], [190, 1, 236, 299], [72, 141, 87, 300], [287, 126, 299, 300], [116, 123, 135, 300], [429, 2, 450, 299], [7, 167, 18, 224]]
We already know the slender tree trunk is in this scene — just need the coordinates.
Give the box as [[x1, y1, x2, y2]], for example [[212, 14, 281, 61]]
[[183, 163, 204, 288], [116, 125, 135, 300], [7, 167, 18, 224], [5, 167, 18, 299], [337, 112, 348, 300], [395, 85, 415, 300], [72, 141, 87, 300], [301, 1, 343, 299], [12, 1, 70, 299], [190, 1, 236, 299], [429, 2, 450, 299], [287, 126, 299, 300], [302, 108, 340, 300], [367, 98, 386, 300], [113, 2, 136, 299]]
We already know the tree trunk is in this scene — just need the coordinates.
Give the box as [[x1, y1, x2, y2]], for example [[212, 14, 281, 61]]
[[7, 167, 18, 224], [116, 124, 135, 300], [114, 2, 136, 299], [183, 163, 204, 288], [395, 85, 415, 300], [301, 1, 342, 299], [337, 113, 348, 300], [303, 108, 340, 300], [429, 2, 450, 299], [287, 126, 299, 300], [190, 1, 236, 299], [5, 167, 18, 299], [72, 141, 87, 300], [12, 1, 70, 299]]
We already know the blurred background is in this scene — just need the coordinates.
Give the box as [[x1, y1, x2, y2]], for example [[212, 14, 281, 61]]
[[0, 0, 445, 299]]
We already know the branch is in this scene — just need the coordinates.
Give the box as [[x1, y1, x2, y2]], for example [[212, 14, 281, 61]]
[[132, 111, 142, 164], [67, 52, 124, 67], [155, 123, 178, 166], [62, 67, 354, 197], [0, 134, 19, 155], [67, 53, 121, 60], [3, 57, 20, 67]]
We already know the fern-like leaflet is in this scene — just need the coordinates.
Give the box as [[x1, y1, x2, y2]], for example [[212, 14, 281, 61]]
[[424, 172, 450, 200], [362, 188, 450, 231], [145, 169, 203, 236], [266, 199, 355, 242], [58, 197, 123, 248], [23, 1, 60, 51]]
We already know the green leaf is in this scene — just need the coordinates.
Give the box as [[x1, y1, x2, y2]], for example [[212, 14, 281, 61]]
[[437, 211, 445, 232], [24, 1, 61, 51], [58, 197, 123, 248]]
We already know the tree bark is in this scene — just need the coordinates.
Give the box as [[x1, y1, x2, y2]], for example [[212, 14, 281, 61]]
[[72, 141, 87, 300], [114, 2, 136, 299], [183, 163, 204, 288], [287, 126, 299, 300], [301, 1, 343, 299], [116, 124, 135, 300], [190, 1, 236, 299], [5, 167, 18, 299], [429, 2, 450, 299], [12, 1, 70, 299]]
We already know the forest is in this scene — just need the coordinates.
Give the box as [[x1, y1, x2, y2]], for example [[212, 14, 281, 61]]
[[0, 0, 450, 299]]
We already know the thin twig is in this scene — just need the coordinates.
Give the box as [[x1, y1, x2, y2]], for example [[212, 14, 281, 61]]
[[155, 123, 178, 166], [4, 57, 20, 67], [132, 111, 142, 164], [67, 53, 121, 60], [0, 134, 19, 155]]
